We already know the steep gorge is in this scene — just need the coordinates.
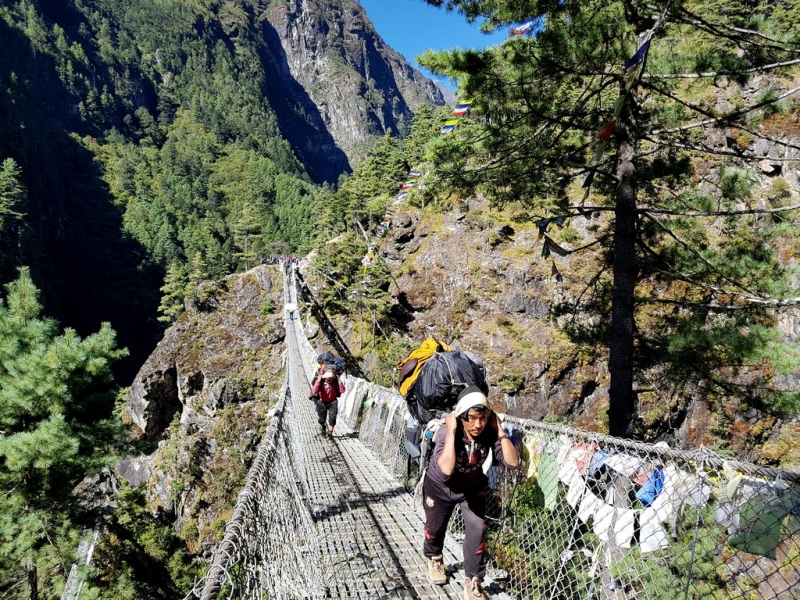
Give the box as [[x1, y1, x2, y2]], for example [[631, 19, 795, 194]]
[[0, 0, 444, 378]]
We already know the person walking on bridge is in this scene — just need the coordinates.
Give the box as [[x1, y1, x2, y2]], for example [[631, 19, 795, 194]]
[[422, 386, 519, 599], [310, 369, 344, 437]]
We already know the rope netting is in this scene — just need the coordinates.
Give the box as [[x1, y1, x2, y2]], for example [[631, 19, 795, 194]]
[[188, 270, 799, 599], [189, 385, 326, 600]]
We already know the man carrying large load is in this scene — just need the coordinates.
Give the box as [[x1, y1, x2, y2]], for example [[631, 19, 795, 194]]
[[396, 340, 519, 598], [423, 387, 519, 598]]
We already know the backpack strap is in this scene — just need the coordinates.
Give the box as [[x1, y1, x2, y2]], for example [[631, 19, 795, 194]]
[[413, 417, 446, 508]]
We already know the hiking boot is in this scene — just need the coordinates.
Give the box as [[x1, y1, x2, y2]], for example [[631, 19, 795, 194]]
[[319, 423, 327, 436], [427, 556, 446, 585], [464, 577, 487, 600]]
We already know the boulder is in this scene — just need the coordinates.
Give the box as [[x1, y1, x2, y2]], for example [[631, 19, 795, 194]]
[[117, 457, 151, 488], [73, 467, 121, 511]]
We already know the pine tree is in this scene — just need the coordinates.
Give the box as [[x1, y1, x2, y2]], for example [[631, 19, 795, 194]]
[[158, 262, 189, 323], [231, 204, 262, 270], [188, 250, 208, 288], [0, 268, 126, 598], [0, 158, 25, 231], [422, 0, 800, 436]]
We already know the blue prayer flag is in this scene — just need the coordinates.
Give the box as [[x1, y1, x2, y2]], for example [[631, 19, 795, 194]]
[[624, 39, 651, 70]]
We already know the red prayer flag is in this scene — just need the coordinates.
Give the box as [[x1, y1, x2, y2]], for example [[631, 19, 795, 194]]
[[596, 120, 616, 141]]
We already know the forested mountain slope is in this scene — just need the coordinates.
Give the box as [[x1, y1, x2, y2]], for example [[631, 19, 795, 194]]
[[0, 0, 442, 378]]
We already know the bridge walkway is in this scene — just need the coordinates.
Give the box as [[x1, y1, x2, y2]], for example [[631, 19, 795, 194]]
[[284, 275, 508, 599]]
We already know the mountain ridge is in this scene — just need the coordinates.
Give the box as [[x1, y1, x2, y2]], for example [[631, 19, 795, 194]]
[[262, 0, 445, 167]]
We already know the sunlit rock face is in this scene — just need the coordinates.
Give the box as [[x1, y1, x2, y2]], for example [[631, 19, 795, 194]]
[[262, 0, 445, 170]]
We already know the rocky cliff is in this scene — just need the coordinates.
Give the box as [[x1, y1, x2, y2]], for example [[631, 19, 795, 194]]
[[262, 0, 445, 166], [119, 267, 288, 548]]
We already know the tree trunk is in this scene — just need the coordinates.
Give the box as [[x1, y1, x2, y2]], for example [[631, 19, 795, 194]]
[[26, 561, 38, 600], [608, 98, 638, 438]]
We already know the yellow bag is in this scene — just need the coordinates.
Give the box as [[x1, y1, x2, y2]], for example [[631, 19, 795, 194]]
[[396, 338, 453, 397]]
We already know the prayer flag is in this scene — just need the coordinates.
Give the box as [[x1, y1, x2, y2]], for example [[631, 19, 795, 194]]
[[624, 66, 641, 91], [624, 38, 651, 69], [444, 118, 461, 126], [537, 218, 551, 236], [452, 107, 469, 117], [596, 120, 615, 141], [551, 262, 563, 282], [409, 170, 422, 178], [545, 235, 569, 257], [613, 96, 626, 119], [592, 141, 608, 164], [509, 19, 536, 37], [441, 125, 456, 134]]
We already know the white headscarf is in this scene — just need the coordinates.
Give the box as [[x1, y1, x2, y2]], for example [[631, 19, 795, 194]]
[[453, 386, 488, 418]]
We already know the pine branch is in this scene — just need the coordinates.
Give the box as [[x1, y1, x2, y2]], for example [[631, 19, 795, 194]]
[[638, 211, 759, 298], [639, 137, 800, 161], [643, 186, 800, 217], [647, 83, 800, 139], [673, 7, 800, 54], [644, 57, 800, 79], [568, 260, 612, 324], [637, 290, 800, 309]]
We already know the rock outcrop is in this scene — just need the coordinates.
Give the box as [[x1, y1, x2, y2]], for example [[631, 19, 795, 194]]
[[119, 266, 287, 548], [304, 189, 800, 466]]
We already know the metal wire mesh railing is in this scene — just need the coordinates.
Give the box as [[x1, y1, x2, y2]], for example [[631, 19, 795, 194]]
[[189, 267, 799, 599], [189, 382, 326, 600], [185, 269, 326, 600], [324, 373, 800, 600]]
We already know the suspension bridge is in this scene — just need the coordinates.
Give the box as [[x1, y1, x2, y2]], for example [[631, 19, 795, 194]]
[[185, 266, 800, 599]]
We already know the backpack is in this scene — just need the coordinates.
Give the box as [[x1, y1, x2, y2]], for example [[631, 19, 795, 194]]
[[411, 350, 488, 424], [316, 351, 344, 376], [401, 347, 487, 469]]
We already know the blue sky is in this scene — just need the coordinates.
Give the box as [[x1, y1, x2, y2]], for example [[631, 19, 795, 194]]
[[359, 0, 509, 90]]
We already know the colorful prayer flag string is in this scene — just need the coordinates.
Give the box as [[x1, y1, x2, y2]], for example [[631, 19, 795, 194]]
[[579, 8, 669, 204], [363, 99, 474, 269]]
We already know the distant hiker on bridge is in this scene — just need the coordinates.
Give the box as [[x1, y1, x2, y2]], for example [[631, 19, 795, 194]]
[[422, 386, 519, 599], [310, 368, 344, 437]]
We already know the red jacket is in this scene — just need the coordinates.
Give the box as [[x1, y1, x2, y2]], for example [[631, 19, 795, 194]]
[[311, 376, 344, 403]]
